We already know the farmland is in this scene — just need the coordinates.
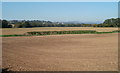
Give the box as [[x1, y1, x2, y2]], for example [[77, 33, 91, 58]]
[[2, 27, 119, 71], [2, 27, 118, 35]]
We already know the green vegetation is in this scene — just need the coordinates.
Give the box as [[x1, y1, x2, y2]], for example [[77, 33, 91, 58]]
[[1, 30, 120, 37], [0, 34, 27, 37], [1, 20, 9, 28], [27, 30, 120, 35], [27, 30, 96, 35], [0, 18, 120, 28], [103, 18, 120, 27]]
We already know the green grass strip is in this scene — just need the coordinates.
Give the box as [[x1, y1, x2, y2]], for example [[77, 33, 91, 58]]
[[0, 34, 27, 37], [1, 30, 120, 37]]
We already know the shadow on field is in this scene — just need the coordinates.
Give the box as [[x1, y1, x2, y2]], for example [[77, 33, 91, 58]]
[[0, 68, 119, 73], [1, 68, 12, 73]]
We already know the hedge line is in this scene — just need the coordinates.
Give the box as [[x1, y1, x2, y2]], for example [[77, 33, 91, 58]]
[[1, 30, 120, 37], [27, 30, 97, 35]]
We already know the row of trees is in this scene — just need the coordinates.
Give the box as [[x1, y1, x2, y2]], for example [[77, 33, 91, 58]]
[[0, 20, 31, 28], [103, 18, 120, 27], [0, 18, 120, 28]]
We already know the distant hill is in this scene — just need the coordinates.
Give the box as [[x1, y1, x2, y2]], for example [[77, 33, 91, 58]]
[[0, 18, 120, 28]]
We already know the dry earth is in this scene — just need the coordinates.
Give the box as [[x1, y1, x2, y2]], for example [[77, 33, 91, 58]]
[[2, 33, 118, 71], [2, 27, 118, 35]]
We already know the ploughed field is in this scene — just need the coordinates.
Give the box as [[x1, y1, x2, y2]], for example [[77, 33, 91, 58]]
[[2, 33, 118, 71]]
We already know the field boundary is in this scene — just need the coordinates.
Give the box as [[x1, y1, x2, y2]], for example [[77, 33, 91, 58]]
[[1, 30, 120, 37]]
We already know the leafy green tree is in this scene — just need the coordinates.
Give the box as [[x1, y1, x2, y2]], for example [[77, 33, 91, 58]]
[[22, 21, 31, 28], [103, 18, 120, 27], [2, 20, 9, 28]]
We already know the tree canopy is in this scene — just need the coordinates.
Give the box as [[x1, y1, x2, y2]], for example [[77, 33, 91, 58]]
[[1, 18, 120, 28]]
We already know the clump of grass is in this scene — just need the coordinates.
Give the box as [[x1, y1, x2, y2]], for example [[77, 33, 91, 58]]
[[112, 30, 120, 33]]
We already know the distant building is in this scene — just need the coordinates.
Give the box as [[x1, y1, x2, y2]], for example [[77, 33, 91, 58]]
[[8, 24, 16, 28]]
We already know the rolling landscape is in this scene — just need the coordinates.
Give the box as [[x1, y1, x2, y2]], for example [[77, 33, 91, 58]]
[[1, 2, 120, 72]]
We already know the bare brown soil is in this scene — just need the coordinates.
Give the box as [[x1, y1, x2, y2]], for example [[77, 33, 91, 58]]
[[2, 33, 118, 71]]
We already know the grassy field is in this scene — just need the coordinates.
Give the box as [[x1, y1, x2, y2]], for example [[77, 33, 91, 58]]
[[1, 27, 118, 35]]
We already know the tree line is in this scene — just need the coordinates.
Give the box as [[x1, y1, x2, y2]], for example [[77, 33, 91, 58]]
[[0, 18, 120, 28]]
